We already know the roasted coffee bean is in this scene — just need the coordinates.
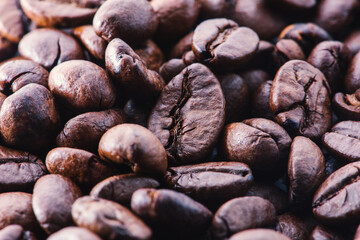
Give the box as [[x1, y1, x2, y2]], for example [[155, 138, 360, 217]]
[[0, 225, 37, 240], [46, 147, 119, 188], [240, 69, 270, 94], [322, 121, 360, 162], [222, 118, 291, 180], [218, 73, 249, 123], [0, 36, 16, 62], [229, 229, 291, 240], [344, 30, 360, 57], [252, 80, 273, 119], [20, 0, 103, 28], [159, 58, 186, 83], [135, 40, 165, 72], [98, 123, 168, 176], [0, 59, 48, 95], [333, 90, 360, 120], [56, 109, 125, 152], [279, 23, 332, 55], [123, 100, 151, 127], [148, 63, 225, 165], [198, 0, 236, 19], [0, 83, 60, 152], [309, 225, 343, 240], [18, 28, 84, 70], [170, 32, 194, 59], [192, 18, 259, 70], [241, 40, 275, 72], [313, 161, 360, 225], [345, 51, 360, 93], [212, 196, 277, 239], [73, 25, 107, 61], [276, 213, 309, 240], [164, 162, 253, 207], [151, 0, 200, 42], [32, 174, 82, 234], [72, 196, 152, 240], [49, 60, 116, 114], [93, 0, 157, 45], [354, 225, 360, 240], [182, 50, 197, 66], [288, 136, 326, 209], [269, 60, 332, 139], [0, 0, 27, 43], [271, 0, 316, 11], [131, 188, 212, 237], [307, 41, 351, 92], [90, 173, 160, 205], [0, 192, 38, 232], [48, 227, 101, 240], [272, 39, 305, 70], [105, 38, 165, 101], [0, 146, 46, 192]]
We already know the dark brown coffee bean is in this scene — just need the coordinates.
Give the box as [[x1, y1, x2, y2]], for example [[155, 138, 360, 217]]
[[170, 32, 194, 59], [131, 188, 212, 237], [192, 18, 259, 70], [182, 50, 197, 66], [73, 25, 107, 61], [20, 0, 102, 28], [345, 51, 360, 93], [231, 0, 287, 40], [0, 83, 60, 152], [212, 196, 277, 239], [333, 90, 360, 121], [240, 69, 270, 94], [0, 36, 16, 62], [159, 58, 186, 83], [151, 0, 200, 42], [276, 213, 309, 240], [271, 0, 316, 11], [135, 40, 165, 72], [273, 39, 305, 69], [105, 38, 165, 101], [198, 0, 236, 19], [48, 227, 101, 240], [18, 28, 84, 70], [56, 109, 125, 152], [279, 23, 332, 55], [229, 229, 291, 240], [32, 174, 82, 234], [0, 225, 37, 240], [98, 123, 167, 176], [344, 30, 360, 57], [165, 162, 253, 207], [252, 80, 273, 120], [123, 99, 151, 127], [93, 0, 158, 45], [0, 0, 26, 43], [0, 59, 48, 95], [288, 136, 326, 208], [90, 173, 159, 205], [313, 161, 360, 225], [269, 60, 332, 139], [322, 121, 360, 163], [46, 147, 119, 188], [309, 225, 343, 240], [72, 196, 152, 240], [0, 192, 38, 232], [0, 146, 46, 192], [148, 63, 225, 165], [308, 41, 351, 92], [49, 60, 116, 114]]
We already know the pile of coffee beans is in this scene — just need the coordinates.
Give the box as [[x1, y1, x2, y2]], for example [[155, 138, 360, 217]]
[[1, 0, 360, 239]]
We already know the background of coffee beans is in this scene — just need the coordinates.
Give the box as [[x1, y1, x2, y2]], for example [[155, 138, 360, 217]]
[[0, 0, 360, 239]]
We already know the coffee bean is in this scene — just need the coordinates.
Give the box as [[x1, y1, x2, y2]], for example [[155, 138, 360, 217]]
[[135, 40, 165, 72], [72, 196, 152, 240], [270, 60, 332, 139], [148, 63, 225, 165], [212, 196, 277, 239], [240, 69, 270, 94], [276, 213, 309, 240], [345, 51, 360, 93], [165, 162, 253, 207], [123, 99, 151, 127], [159, 58, 186, 83], [354, 225, 360, 240], [198, 0, 236, 19], [344, 30, 360, 57], [229, 229, 291, 240], [252, 80, 273, 119], [0, 0, 27, 43], [309, 225, 343, 240], [32, 174, 82, 234], [0, 146, 46, 192], [0, 225, 37, 240], [271, 0, 316, 11], [98, 123, 168, 175], [272, 39, 305, 69], [90, 173, 160, 205], [47, 227, 101, 240], [170, 32, 194, 59], [333, 90, 360, 121]]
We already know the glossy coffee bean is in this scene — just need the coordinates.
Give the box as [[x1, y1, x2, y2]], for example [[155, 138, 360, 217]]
[[333, 90, 360, 121], [0, 146, 46, 192], [123, 100, 151, 127], [0, 0, 27, 43], [0, 192, 39, 232], [0, 83, 60, 152], [322, 121, 360, 162], [212, 196, 277, 239], [229, 229, 291, 240], [98, 124, 167, 176], [192, 18, 259, 70], [252, 80, 273, 119], [131, 188, 213, 237], [56, 109, 125, 152], [47, 227, 101, 240], [93, 0, 157, 45], [159, 58, 186, 83], [345, 51, 360, 93], [72, 196, 152, 240], [32, 174, 82, 234], [90, 173, 160, 205], [272, 39, 305, 69], [135, 40, 165, 72], [313, 162, 360, 225], [0, 225, 36, 240], [270, 60, 332, 139], [18, 28, 84, 70], [165, 162, 253, 207], [148, 63, 225, 165]]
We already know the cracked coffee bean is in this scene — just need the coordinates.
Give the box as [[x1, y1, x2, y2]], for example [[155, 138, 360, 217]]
[[148, 63, 225, 165], [333, 90, 360, 120], [192, 18, 259, 71], [269, 60, 332, 139]]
